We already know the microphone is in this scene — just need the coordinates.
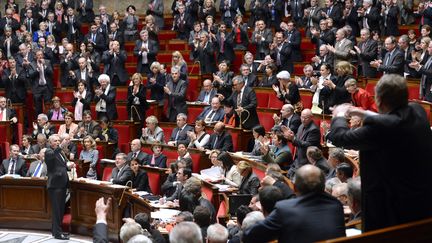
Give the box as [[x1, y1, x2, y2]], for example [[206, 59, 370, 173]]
[[118, 180, 133, 207]]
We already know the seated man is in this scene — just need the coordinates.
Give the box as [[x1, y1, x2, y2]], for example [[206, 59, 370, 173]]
[[326, 147, 346, 180], [126, 139, 149, 165], [196, 79, 217, 104], [167, 113, 194, 146], [261, 133, 292, 170], [110, 153, 133, 185], [243, 165, 346, 242], [30, 133, 48, 155], [165, 167, 192, 202], [0, 144, 27, 176], [76, 110, 102, 139], [306, 146, 330, 177], [295, 64, 315, 89], [196, 97, 224, 124], [32, 113, 56, 139], [273, 104, 301, 134], [204, 121, 233, 152], [59, 133, 77, 161], [27, 148, 48, 177], [336, 162, 353, 183], [347, 177, 361, 224]]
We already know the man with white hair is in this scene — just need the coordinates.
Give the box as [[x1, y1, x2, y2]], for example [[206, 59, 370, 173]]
[[32, 113, 56, 139], [94, 74, 118, 120], [164, 66, 188, 122], [27, 148, 47, 177], [170, 222, 203, 243], [207, 223, 228, 243], [45, 134, 76, 240], [126, 139, 149, 165]]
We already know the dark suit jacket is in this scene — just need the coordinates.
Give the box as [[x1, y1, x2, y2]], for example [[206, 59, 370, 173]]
[[72, 91, 92, 116], [126, 151, 149, 165], [214, 31, 235, 63], [196, 107, 224, 122], [169, 125, 194, 145], [101, 50, 129, 85], [0, 17, 20, 32], [111, 164, 133, 185], [0, 35, 19, 57], [147, 72, 166, 102], [204, 130, 233, 151], [363, 7, 381, 32], [382, 5, 399, 36], [145, 154, 167, 168], [32, 124, 56, 139], [133, 170, 152, 192], [77, 120, 102, 139], [27, 60, 53, 93], [133, 39, 158, 72], [85, 32, 106, 54], [193, 41, 217, 74], [418, 57, 432, 102], [328, 103, 432, 231], [286, 29, 302, 62], [377, 48, 404, 76], [242, 73, 258, 88], [219, 0, 238, 23], [282, 113, 301, 134], [127, 84, 149, 121], [251, 28, 273, 58], [358, 39, 378, 78], [93, 222, 108, 243], [46, 20, 62, 41], [0, 157, 27, 176], [312, 29, 335, 52], [344, 6, 360, 36], [45, 147, 69, 189], [243, 192, 346, 243], [166, 79, 188, 121], [228, 86, 260, 130], [292, 121, 321, 169], [196, 89, 217, 103], [94, 85, 118, 120], [2, 67, 27, 103], [238, 172, 260, 195]]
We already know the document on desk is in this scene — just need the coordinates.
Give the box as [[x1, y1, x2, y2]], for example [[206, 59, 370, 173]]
[[100, 159, 116, 164], [200, 167, 223, 180], [151, 209, 181, 220], [214, 184, 231, 192]]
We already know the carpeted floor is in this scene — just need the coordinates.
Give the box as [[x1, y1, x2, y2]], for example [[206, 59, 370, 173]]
[[0, 230, 92, 243]]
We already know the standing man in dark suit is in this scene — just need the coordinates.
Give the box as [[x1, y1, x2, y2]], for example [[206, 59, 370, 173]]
[[107, 22, 124, 49], [239, 64, 258, 87], [243, 165, 346, 243], [193, 31, 217, 75], [370, 36, 404, 76], [358, 0, 381, 33], [0, 27, 19, 59], [94, 74, 117, 121], [164, 67, 188, 122], [0, 9, 20, 33], [167, 113, 194, 146], [409, 42, 432, 102], [311, 19, 336, 55], [63, 7, 81, 43], [342, 0, 360, 37], [321, 0, 342, 27], [28, 49, 53, 117], [226, 76, 260, 130], [0, 144, 27, 176], [110, 153, 133, 185], [46, 12, 62, 42], [45, 134, 75, 240], [270, 31, 293, 73], [328, 75, 432, 232], [282, 21, 302, 62], [214, 23, 235, 64], [85, 23, 107, 55], [102, 40, 128, 86], [287, 0, 304, 27], [219, 0, 238, 26], [283, 109, 321, 179], [204, 121, 234, 151], [59, 43, 79, 87], [126, 139, 149, 165], [2, 58, 27, 104], [303, 0, 322, 37], [133, 30, 158, 76], [353, 28, 378, 78], [76, 0, 94, 23]]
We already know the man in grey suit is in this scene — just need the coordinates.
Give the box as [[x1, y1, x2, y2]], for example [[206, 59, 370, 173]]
[[352, 28, 378, 78], [251, 20, 273, 60], [164, 66, 188, 122], [110, 153, 133, 185], [326, 28, 353, 67], [147, 0, 164, 29], [370, 36, 404, 76], [167, 113, 194, 146], [27, 148, 48, 177], [0, 144, 27, 176]]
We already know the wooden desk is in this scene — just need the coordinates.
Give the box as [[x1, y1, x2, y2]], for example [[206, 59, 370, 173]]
[[0, 121, 13, 143], [70, 180, 129, 242], [0, 178, 51, 230]]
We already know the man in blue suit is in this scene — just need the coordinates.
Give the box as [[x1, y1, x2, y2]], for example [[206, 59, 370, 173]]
[[197, 97, 224, 124]]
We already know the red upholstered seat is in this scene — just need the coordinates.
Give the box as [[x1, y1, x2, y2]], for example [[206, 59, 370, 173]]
[[117, 105, 129, 120], [255, 93, 269, 108], [230, 131, 239, 152], [257, 111, 275, 132], [55, 90, 75, 103], [201, 186, 214, 206], [299, 89, 314, 109], [116, 88, 128, 102], [102, 167, 113, 181], [190, 153, 201, 173], [268, 93, 284, 109], [252, 167, 265, 180], [217, 200, 228, 224], [147, 171, 162, 195], [0, 142, 10, 160], [113, 124, 132, 151], [187, 106, 203, 124]]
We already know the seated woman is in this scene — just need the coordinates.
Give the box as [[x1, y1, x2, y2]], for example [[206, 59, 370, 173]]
[[248, 125, 266, 156], [222, 99, 239, 128], [47, 96, 68, 121], [130, 158, 152, 192], [144, 142, 167, 168], [217, 152, 242, 187], [255, 63, 278, 87], [140, 115, 165, 144], [261, 133, 293, 170], [344, 78, 377, 112], [237, 161, 260, 195], [58, 112, 79, 136], [209, 150, 221, 168], [273, 71, 301, 110], [21, 135, 33, 156], [97, 117, 120, 158], [80, 135, 99, 180], [187, 120, 210, 150]]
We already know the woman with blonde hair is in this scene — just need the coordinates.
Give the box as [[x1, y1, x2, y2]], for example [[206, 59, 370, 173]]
[[141, 115, 165, 144], [171, 51, 188, 80], [127, 73, 148, 127], [80, 135, 99, 179], [147, 61, 166, 106]]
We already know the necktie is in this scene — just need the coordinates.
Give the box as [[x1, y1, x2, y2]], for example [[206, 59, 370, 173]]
[[220, 36, 225, 53], [213, 136, 219, 149], [0, 109, 3, 121], [206, 110, 215, 122], [175, 128, 182, 141], [237, 91, 242, 106], [33, 162, 43, 177], [133, 152, 138, 159], [151, 155, 156, 166], [327, 7, 331, 16], [9, 159, 16, 174], [92, 34, 96, 42], [385, 52, 392, 66]]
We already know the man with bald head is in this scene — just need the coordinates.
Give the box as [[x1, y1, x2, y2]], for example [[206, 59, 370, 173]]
[[283, 109, 321, 179], [196, 79, 216, 104], [126, 139, 149, 165], [204, 121, 233, 151], [243, 165, 345, 242], [273, 104, 301, 134], [196, 97, 224, 124]]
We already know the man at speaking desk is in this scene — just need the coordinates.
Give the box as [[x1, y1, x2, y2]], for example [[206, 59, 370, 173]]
[[45, 134, 76, 240]]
